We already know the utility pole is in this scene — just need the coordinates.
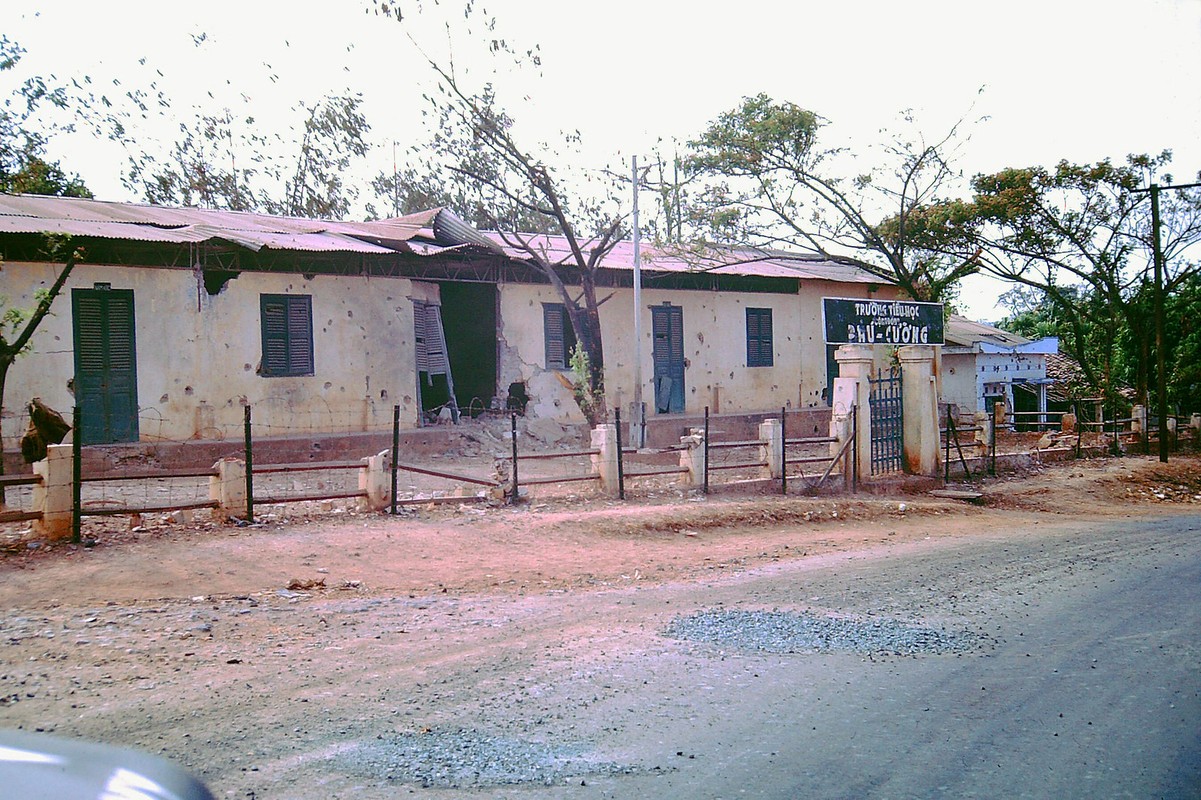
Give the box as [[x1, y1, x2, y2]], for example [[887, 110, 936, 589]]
[[392, 141, 400, 218], [630, 156, 646, 448], [1132, 179, 1201, 463], [1150, 183, 1167, 464]]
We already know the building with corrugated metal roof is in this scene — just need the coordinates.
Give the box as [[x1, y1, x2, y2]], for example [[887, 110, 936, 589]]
[[0, 193, 901, 448], [941, 314, 1057, 417]]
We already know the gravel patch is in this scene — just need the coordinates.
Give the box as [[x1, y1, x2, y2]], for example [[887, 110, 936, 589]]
[[349, 727, 630, 788], [665, 609, 993, 656]]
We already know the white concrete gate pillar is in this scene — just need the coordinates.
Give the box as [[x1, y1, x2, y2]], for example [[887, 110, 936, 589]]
[[833, 345, 875, 481], [897, 345, 940, 476]]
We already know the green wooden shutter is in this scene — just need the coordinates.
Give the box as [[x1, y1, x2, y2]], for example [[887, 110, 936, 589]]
[[260, 294, 313, 377], [286, 297, 313, 375], [652, 303, 686, 413], [544, 303, 566, 369], [413, 302, 429, 373], [746, 308, 773, 367], [72, 287, 139, 444], [261, 296, 288, 375]]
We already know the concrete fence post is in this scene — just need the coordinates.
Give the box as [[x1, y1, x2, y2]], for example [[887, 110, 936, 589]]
[[359, 450, 392, 511], [1191, 413, 1201, 433], [974, 411, 992, 450], [32, 444, 73, 540], [828, 384, 855, 490], [758, 418, 783, 480], [591, 424, 620, 497], [679, 427, 706, 488], [898, 345, 940, 476], [1131, 404, 1146, 438], [210, 457, 246, 522]]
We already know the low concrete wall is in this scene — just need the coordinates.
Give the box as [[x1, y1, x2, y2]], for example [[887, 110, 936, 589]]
[[639, 408, 831, 450], [4, 417, 591, 475], [943, 446, 1108, 480]]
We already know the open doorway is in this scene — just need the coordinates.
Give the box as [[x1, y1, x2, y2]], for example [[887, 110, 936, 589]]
[[437, 281, 498, 417]]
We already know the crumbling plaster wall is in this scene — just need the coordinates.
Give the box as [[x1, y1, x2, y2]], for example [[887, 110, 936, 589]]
[[0, 261, 421, 447], [495, 285, 587, 423]]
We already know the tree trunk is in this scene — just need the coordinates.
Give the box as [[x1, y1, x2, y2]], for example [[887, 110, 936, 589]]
[[0, 358, 10, 507], [578, 274, 606, 407], [562, 291, 608, 425]]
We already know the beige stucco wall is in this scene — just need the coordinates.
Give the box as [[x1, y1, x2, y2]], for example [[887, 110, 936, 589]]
[[1, 255, 909, 446], [0, 261, 422, 448], [940, 352, 980, 411], [498, 280, 899, 420]]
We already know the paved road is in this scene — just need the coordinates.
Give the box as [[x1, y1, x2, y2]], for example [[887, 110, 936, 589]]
[[4, 511, 1198, 799], [565, 515, 1201, 800]]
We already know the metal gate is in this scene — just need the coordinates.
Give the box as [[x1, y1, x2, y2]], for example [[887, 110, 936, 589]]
[[869, 367, 903, 474]]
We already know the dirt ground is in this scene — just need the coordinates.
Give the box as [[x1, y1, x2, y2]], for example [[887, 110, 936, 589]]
[[1, 453, 1199, 797], [3, 452, 1198, 603]]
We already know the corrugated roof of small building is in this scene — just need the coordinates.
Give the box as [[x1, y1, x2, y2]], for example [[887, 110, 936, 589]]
[[944, 314, 1032, 348]]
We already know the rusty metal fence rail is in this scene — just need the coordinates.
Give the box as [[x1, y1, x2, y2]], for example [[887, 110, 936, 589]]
[[0, 473, 43, 524]]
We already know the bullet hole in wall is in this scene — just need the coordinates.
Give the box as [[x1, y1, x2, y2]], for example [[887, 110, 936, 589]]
[[160, 394, 169, 403], [324, 382, 333, 390], [380, 390, 388, 400], [184, 386, 194, 396]]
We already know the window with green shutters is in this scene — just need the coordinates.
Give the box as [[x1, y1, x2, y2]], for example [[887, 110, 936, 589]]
[[746, 307, 773, 367], [260, 294, 314, 377], [543, 303, 577, 370]]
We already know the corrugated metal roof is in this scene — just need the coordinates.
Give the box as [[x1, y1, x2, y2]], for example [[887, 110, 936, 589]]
[[0, 194, 440, 254], [944, 314, 1031, 348], [0, 194, 896, 285], [485, 234, 888, 284], [0, 216, 211, 242]]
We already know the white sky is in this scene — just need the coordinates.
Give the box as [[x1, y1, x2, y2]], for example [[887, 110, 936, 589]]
[[5, 0, 1201, 321]]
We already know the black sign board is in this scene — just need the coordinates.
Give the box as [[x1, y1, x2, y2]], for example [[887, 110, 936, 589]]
[[822, 297, 944, 345]]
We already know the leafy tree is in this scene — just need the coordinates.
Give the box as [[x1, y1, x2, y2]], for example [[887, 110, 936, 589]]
[[372, 6, 627, 422], [995, 285, 1067, 341], [368, 158, 553, 231], [0, 39, 94, 497], [129, 93, 371, 219], [968, 152, 1201, 404], [0, 239, 83, 499], [1163, 271, 1201, 412], [685, 94, 980, 302], [0, 37, 91, 198], [994, 283, 1127, 410], [270, 95, 370, 219], [134, 108, 261, 211]]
